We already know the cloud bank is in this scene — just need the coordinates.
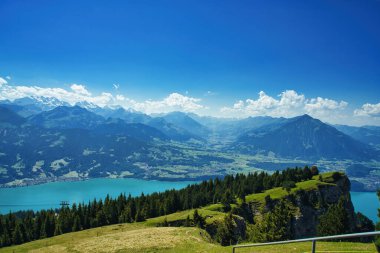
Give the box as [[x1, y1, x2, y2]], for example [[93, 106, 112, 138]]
[[221, 90, 348, 120], [0, 77, 379, 125], [0, 80, 205, 114], [354, 102, 380, 118]]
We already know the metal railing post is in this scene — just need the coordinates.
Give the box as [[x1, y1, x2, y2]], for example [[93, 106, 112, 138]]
[[311, 240, 316, 253]]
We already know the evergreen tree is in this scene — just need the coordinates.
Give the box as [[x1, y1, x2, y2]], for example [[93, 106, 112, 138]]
[[1, 230, 11, 247], [96, 210, 108, 226], [221, 189, 233, 212], [134, 209, 145, 222], [12, 223, 25, 245], [252, 199, 294, 242], [54, 222, 62, 236], [193, 209, 205, 228], [317, 196, 350, 236], [311, 165, 319, 176], [72, 215, 81, 232], [216, 213, 237, 246], [39, 219, 48, 239]]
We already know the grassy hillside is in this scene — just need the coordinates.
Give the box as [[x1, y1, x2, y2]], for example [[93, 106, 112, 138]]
[[244, 172, 336, 203], [1, 172, 377, 253], [0, 222, 376, 253]]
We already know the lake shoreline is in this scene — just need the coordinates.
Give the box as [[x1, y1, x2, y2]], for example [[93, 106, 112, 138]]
[[0, 175, 213, 189], [1, 175, 378, 193], [0, 178, 198, 214]]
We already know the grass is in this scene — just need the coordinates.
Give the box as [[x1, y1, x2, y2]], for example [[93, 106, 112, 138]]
[[245, 178, 334, 204], [145, 207, 225, 226], [4, 172, 369, 253], [1, 222, 377, 253]]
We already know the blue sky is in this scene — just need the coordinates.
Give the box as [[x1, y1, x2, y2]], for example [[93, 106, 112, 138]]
[[0, 0, 380, 125]]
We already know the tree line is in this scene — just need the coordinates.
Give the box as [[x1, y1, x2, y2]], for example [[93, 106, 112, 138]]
[[0, 166, 319, 247]]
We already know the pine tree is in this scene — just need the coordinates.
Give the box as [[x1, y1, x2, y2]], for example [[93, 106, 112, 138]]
[[39, 219, 48, 239], [54, 222, 62, 236], [134, 209, 145, 222], [252, 199, 294, 242], [317, 196, 350, 236], [222, 189, 233, 212], [96, 210, 108, 226], [193, 209, 205, 228], [311, 165, 319, 176], [12, 223, 24, 245], [216, 213, 237, 246], [72, 215, 81, 232], [1, 231, 11, 247]]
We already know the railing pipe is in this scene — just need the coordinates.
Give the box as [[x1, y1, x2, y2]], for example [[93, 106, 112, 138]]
[[232, 231, 380, 252]]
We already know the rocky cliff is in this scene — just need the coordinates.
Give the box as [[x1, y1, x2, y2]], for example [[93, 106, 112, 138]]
[[290, 174, 356, 238], [208, 173, 360, 242]]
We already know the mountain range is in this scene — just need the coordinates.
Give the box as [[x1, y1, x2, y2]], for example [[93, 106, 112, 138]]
[[0, 96, 379, 189]]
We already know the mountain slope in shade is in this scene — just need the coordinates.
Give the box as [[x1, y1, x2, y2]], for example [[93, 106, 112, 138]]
[[188, 114, 288, 143], [0, 123, 150, 184], [28, 106, 106, 129], [28, 106, 168, 142], [92, 106, 152, 124], [161, 111, 210, 138], [233, 114, 379, 160], [0, 102, 42, 117], [90, 107, 199, 141], [147, 117, 201, 141], [335, 125, 380, 148], [94, 118, 169, 142], [0, 106, 26, 126]]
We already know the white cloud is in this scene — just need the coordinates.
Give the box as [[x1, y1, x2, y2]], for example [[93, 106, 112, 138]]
[[116, 94, 125, 101], [5, 76, 11, 80], [221, 90, 348, 122], [129, 93, 205, 114], [3, 81, 373, 125], [305, 97, 348, 116], [0, 83, 113, 107], [70, 84, 91, 96], [354, 102, 380, 117], [0, 77, 8, 86], [0, 83, 205, 114]]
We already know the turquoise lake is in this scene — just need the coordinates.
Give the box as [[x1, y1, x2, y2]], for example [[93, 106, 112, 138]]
[[0, 178, 196, 214], [0, 179, 378, 222], [351, 191, 379, 222]]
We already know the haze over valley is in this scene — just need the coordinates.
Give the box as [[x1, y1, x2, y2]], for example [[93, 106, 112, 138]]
[[1, 96, 379, 191]]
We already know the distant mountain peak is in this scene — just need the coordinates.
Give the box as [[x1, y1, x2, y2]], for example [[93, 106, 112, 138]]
[[75, 101, 99, 109], [234, 114, 378, 160], [300, 114, 313, 119], [28, 105, 105, 129], [294, 114, 315, 121], [11, 96, 70, 110]]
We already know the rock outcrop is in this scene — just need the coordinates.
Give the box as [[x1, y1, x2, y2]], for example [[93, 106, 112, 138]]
[[291, 175, 356, 238]]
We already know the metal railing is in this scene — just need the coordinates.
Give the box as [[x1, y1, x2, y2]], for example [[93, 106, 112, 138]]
[[232, 231, 380, 253]]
